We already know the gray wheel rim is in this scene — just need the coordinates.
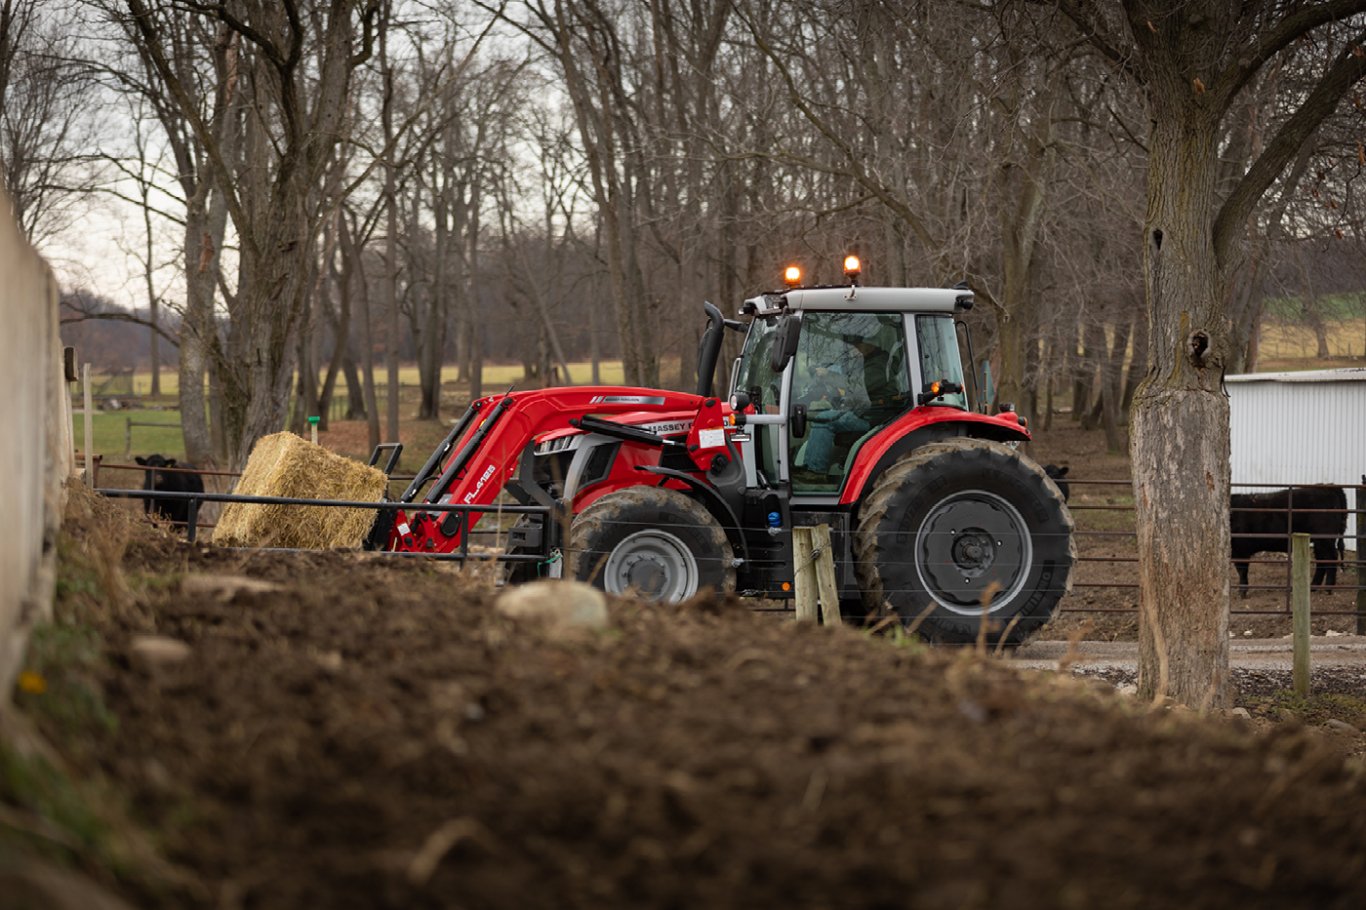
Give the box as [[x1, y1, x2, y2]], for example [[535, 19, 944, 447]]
[[602, 529, 700, 601], [914, 490, 1032, 615]]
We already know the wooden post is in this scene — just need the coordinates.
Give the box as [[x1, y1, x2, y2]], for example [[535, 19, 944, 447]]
[[793, 526, 818, 623], [82, 363, 94, 485], [812, 524, 842, 624], [1291, 532, 1311, 697], [794, 524, 840, 625], [1356, 476, 1364, 635]]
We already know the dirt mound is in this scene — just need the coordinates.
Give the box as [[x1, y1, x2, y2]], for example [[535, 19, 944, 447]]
[[23, 492, 1366, 909]]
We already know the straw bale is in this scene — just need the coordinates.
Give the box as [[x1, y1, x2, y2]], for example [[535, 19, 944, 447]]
[[212, 432, 387, 549]]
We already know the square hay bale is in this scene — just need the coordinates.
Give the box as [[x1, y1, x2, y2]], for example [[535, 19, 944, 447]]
[[212, 432, 387, 549]]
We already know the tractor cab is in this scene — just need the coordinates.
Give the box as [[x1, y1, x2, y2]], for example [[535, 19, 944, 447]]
[[727, 262, 978, 500]]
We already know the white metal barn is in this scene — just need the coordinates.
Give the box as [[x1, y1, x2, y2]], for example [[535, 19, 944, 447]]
[[1226, 367, 1366, 545]]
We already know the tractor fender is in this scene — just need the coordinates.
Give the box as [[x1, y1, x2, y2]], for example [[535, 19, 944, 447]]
[[633, 465, 751, 567], [838, 410, 1031, 507]]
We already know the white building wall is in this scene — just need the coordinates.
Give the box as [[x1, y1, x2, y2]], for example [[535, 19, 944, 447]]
[[1228, 375, 1366, 543], [0, 184, 70, 698]]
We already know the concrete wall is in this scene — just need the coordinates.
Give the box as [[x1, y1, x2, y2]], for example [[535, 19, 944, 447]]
[[0, 185, 71, 697]]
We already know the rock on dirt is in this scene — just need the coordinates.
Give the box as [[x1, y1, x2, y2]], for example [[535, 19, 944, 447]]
[[495, 579, 609, 630], [128, 635, 193, 671], [180, 573, 283, 600]]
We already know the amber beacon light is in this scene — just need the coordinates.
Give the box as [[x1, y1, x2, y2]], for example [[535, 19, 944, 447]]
[[783, 265, 802, 287], [843, 254, 861, 283]]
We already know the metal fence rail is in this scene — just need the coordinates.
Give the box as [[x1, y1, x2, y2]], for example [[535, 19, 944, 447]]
[[1059, 477, 1365, 626], [96, 486, 556, 571]]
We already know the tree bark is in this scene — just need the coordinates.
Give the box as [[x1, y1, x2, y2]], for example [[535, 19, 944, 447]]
[[1130, 103, 1230, 708]]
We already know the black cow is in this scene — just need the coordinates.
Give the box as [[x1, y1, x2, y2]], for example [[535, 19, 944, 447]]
[[1230, 485, 1347, 598], [135, 454, 205, 529], [1043, 464, 1070, 502]]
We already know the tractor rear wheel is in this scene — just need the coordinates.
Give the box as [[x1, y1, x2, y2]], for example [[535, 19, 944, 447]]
[[854, 438, 1074, 645], [568, 486, 735, 601]]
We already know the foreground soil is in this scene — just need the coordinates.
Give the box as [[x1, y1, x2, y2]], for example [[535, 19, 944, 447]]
[[9, 487, 1366, 909]]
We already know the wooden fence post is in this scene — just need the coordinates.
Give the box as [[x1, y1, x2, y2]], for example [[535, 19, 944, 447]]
[[812, 524, 842, 625], [793, 526, 818, 623], [1291, 532, 1311, 697], [1356, 476, 1364, 636], [82, 363, 94, 485], [793, 524, 841, 625]]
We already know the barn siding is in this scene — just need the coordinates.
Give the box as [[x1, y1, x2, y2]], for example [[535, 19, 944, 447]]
[[1229, 374, 1366, 543]]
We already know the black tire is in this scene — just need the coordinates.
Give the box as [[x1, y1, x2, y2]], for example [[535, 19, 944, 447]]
[[854, 438, 1074, 645], [568, 486, 735, 601]]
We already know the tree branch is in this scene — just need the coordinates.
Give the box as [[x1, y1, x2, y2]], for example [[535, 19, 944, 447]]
[[1214, 32, 1366, 266], [61, 310, 181, 346], [1213, 0, 1366, 112], [1050, 0, 1140, 83]]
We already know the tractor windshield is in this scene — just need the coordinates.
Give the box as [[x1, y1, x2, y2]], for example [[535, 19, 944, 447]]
[[915, 315, 968, 410]]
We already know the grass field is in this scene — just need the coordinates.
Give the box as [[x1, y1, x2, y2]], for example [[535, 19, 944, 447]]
[[73, 409, 185, 461], [1257, 317, 1366, 362], [108, 360, 630, 397]]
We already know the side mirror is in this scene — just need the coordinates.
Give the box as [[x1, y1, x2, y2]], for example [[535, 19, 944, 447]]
[[769, 312, 803, 373]]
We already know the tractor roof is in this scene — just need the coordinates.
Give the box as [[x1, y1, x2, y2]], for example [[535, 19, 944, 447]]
[[742, 286, 972, 315]]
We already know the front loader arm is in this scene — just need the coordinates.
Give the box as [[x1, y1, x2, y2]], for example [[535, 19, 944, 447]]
[[384, 386, 726, 553]]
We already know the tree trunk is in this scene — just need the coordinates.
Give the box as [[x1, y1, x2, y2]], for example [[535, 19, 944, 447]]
[[340, 211, 381, 451], [465, 178, 484, 402], [1099, 317, 1131, 454], [383, 163, 401, 442], [418, 163, 447, 421], [1078, 321, 1105, 430], [178, 198, 223, 466], [1131, 108, 1231, 709], [228, 198, 317, 467]]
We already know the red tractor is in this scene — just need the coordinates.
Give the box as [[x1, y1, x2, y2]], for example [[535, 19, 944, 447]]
[[376, 260, 1074, 644]]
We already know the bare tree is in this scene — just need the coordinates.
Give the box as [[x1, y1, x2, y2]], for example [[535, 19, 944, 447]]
[[119, 0, 380, 467], [0, 0, 96, 245]]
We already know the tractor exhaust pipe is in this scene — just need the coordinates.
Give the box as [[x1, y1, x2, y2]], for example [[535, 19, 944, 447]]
[[696, 301, 725, 398]]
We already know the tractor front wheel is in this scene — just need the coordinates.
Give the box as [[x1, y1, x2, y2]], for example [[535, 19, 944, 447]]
[[568, 486, 735, 601], [854, 438, 1074, 645]]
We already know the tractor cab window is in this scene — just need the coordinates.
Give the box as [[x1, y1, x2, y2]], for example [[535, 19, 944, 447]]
[[735, 317, 782, 413], [790, 312, 910, 492], [735, 316, 784, 482], [915, 315, 968, 410]]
